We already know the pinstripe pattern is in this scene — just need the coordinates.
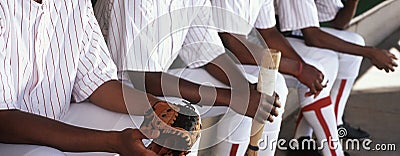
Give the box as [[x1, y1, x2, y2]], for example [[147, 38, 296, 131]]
[[0, 0, 118, 120], [211, 0, 276, 35], [315, 0, 344, 22], [276, 0, 343, 32], [94, 0, 225, 75]]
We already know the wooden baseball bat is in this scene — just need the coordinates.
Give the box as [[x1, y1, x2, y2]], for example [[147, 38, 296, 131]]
[[247, 49, 281, 156]]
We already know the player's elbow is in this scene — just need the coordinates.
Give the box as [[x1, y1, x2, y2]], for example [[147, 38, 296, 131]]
[[330, 22, 348, 30], [304, 37, 323, 48], [302, 27, 324, 47], [332, 25, 347, 30]]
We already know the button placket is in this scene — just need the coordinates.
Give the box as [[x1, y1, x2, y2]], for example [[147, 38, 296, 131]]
[[31, 0, 51, 94]]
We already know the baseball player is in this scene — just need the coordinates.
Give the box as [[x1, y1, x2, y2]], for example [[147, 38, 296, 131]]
[[94, 0, 281, 155], [210, 0, 327, 155], [276, 0, 398, 155], [0, 0, 178, 155]]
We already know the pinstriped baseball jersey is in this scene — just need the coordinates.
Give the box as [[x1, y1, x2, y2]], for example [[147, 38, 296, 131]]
[[276, 0, 343, 32], [94, 0, 225, 74], [211, 0, 276, 35], [0, 0, 118, 120]]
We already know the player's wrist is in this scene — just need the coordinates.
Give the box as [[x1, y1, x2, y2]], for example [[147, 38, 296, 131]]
[[104, 131, 122, 153], [278, 58, 303, 78], [294, 61, 303, 78], [363, 47, 376, 59]]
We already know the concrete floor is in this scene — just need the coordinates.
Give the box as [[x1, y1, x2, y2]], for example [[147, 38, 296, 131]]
[[275, 28, 400, 156]]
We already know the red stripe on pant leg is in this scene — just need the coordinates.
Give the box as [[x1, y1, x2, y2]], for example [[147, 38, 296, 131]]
[[301, 96, 337, 156], [230, 144, 239, 156], [302, 96, 332, 112], [315, 109, 337, 156], [334, 79, 347, 121], [296, 97, 331, 136]]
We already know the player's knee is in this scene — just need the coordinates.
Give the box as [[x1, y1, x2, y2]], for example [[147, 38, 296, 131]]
[[340, 55, 363, 78], [354, 55, 363, 64]]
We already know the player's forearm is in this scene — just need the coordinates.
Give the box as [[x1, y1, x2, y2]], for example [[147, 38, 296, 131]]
[[129, 71, 232, 107], [302, 27, 367, 57], [278, 57, 302, 77], [330, 0, 359, 30], [258, 27, 304, 62], [0, 110, 119, 153], [205, 54, 252, 89], [131, 71, 199, 99], [219, 33, 261, 65], [219, 29, 304, 77], [89, 80, 158, 116]]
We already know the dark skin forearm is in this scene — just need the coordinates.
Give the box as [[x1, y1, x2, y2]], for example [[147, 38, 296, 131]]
[[330, 0, 359, 30], [302, 27, 397, 72], [127, 54, 262, 107], [258, 27, 304, 62], [204, 54, 253, 89], [0, 109, 158, 155], [128, 71, 231, 107], [279, 57, 302, 76], [219, 30, 302, 77], [0, 110, 117, 153], [89, 80, 160, 116], [258, 27, 306, 76], [302, 27, 367, 56], [127, 67, 279, 122], [219, 33, 262, 65]]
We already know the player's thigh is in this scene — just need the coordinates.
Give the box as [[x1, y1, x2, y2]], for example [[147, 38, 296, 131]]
[[62, 102, 141, 130], [337, 53, 363, 79], [286, 37, 339, 80]]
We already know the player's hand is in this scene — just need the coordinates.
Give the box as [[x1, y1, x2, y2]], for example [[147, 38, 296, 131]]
[[246, 90, 281, 124], [367, 48, 398, 73], [296, 63, 327, 98], [116, 128, 160, 156]]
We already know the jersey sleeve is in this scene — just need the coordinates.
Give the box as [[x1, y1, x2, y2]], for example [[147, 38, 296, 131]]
[[94, 0, 134, 75], [276, 0, 320, 31], [315, 0, 343, 22], [211, 0, 256, 35], [179, 2, 225, 68], [73, 2, 118, 102], [254, 0, 276, 29], [0, 3, 17, 110]]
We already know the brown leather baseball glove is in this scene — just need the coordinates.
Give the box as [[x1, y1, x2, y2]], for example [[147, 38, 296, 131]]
[[140, 101, 202, 156]]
